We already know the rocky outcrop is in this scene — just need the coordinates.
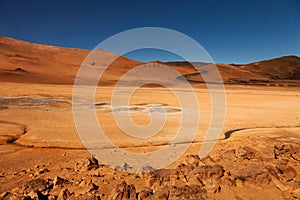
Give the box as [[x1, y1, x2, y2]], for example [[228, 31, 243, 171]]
[[2, 142, 300, 199], [75, 156, 99, 172]]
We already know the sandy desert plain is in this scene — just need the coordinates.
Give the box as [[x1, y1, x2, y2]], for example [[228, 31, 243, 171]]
[[0, 36, 300, 199]]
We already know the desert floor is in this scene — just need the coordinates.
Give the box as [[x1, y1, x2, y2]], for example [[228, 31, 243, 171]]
[[0, 82, 299, 199]]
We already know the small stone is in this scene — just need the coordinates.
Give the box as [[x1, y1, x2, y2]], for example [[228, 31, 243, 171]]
[[53, 176, 67, 187], [292, 152, 300, 161], [276, 165, 296, 182], [24, 178, 48, 192], [122, 162, 131, 171], [205, 182, 221, 193], [272, 177, 291, 192], [34, 168, 50, 176], [292, 188, 300, 198], [235, 179, 244, 187], [147, 172, 160, 187], [236, 146, 256, 159], [167, 185, 207, 200], [85, 180, 99, 193], [222, 149, 236, 161], [92, 172, 104, 177], [135, 175, 140, 179], [234, 195, 244, 200], [0, 192, 10, 199], [48, 195, 57, 200], [151, 182, 160, 193], [200, 155, 215, 165], [75, 156, 99, 172], [58, 189, 72, 200], [112, 181, 136, 200], [11, 187, 20, 194], [274, 143, 294, 159], [114, 163, 132, 172], [185, 154, 201, 166], [223, 178, 236, 187], [114, 181, 127, 193], [138, 188, 153, 200], [27, 191, 38, 199], [29, 174, 35, 178], [187, 174, 205, 187], [136, 166, 156, 173], [150, 186, 169, 200], [39, 168, 49, 174], [196, 164, 224, 180], [77, 179, 99, 195]]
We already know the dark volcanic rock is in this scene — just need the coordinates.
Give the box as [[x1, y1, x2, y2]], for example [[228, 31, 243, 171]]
[[24, 178, 48, 193]]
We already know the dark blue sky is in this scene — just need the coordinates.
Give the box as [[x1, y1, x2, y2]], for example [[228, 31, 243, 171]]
[[0, 0, 299, 63]]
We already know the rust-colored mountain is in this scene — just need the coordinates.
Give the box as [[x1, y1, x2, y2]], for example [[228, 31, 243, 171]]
[[0, 36, 142, 85], [166, 56, 300, 85], [0, 36, 299, 86]]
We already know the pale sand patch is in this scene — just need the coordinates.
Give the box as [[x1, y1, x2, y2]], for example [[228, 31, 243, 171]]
[[0, 82, 299, 151]]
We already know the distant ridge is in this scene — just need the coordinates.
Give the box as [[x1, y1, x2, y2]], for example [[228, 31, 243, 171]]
[[170, 55, 300, 86], [0, 36, 299, 86]]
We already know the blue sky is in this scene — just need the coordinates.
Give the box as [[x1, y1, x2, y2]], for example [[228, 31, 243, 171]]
[[0, 0, 299, 63]]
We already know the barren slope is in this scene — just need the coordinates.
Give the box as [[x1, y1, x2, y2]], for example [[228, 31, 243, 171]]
[[1, 36, 299, 86], [165, 56, 300, 85], [0, 36, 142, 85]]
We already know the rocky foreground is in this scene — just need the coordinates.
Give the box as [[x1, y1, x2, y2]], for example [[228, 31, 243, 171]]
[[1, 141, 300, 200]]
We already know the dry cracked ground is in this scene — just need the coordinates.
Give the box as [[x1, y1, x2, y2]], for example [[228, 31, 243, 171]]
[[0, 83, 300, 200]]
